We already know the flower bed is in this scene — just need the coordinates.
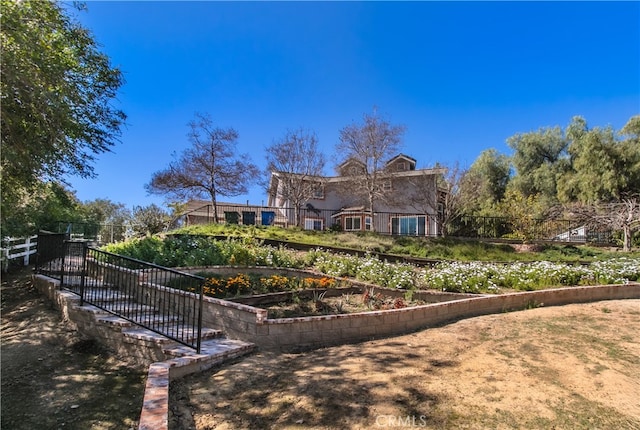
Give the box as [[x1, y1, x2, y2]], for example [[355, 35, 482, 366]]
[[194, 273, 343, 299], [307, 252, 640, 293], [422, 257, 640, 293], [250, 288, 430, 318]]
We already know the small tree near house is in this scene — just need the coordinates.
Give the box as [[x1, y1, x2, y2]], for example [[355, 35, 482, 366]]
[[400, 162, 464, 237], [336, 108, 406, 231], [265, 128, 326, 227], [146, 113, 260, 223]]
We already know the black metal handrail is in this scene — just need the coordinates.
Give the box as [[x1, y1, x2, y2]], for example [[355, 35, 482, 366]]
[[36, 233, 205, 352]]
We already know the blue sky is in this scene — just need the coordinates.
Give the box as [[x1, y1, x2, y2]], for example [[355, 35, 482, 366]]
[[66, 1, 640, 210]]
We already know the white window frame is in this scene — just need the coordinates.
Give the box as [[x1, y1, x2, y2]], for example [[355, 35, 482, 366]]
[[365, 216, 372, 231], [304, 218, 323, 231], [391, 215, 427, 236], [344, 216, 362, 231]]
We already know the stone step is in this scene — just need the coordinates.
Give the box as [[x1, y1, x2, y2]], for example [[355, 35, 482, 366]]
[[162, 338, 257, 371], [101, 302, 158, 315], [95, 313, 182, 329], [122, 325, 222, 346], [78, 288, 135, 303]]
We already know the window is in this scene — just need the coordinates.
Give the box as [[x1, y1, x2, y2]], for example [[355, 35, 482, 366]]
[[365, 216, 372, 231], [312, 184, 324, 199], [344, 216, 362, 231], [382, 180, 392, 191], [391, 216, 427, 236], [304, 218, 323, 231], [396, 162, 407, 171]]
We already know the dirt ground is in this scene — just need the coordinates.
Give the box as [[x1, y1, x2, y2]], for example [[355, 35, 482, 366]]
[[1, 266, 146, 430], [170, 299, 640, 430], [2, 266, 639, 430]]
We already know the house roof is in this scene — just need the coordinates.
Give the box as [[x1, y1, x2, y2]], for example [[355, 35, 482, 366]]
[[386, 153, 417, 167], [337, 157, 366, 170], [338, 153, 422, 173], [330, 206, 369, 218]]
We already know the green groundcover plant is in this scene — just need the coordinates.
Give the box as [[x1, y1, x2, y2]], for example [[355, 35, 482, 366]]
[[103, 235, 640, 294]]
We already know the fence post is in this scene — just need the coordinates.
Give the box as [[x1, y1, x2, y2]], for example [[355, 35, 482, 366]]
[[79, 242, 88, 306], [23, 236, 31, 266], [196, 285, 204, 354], [60, 241, 66, 289]]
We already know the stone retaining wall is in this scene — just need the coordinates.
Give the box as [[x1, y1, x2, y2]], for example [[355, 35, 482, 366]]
[[199, 282, 640, 351], [41, 259, 640, 352]]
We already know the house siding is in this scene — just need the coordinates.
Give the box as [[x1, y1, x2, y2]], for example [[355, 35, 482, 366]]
[[266, 155, 445, 235]]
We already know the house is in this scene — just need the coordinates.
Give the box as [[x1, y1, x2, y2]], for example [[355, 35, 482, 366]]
[[179, 200, 282, 227], [553, 225, 587, 243], [267, 154, 447, 236]]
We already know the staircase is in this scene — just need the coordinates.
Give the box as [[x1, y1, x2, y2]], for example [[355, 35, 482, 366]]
[[34, 273, 256, 430], [46, 277, 256, 371]]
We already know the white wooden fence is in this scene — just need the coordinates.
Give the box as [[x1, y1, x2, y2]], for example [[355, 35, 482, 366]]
[[1, 235, 38, 270]]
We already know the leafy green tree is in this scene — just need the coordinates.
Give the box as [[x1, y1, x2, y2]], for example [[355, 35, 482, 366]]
[[506, 125, 570, 208], [82, 199, 130, 225], [1, 0, 126, 234], [131, 204, 170, 237], [497, 189, 546, 242], [459, 149, 511, 216], [558, 116, 640, 204], [3, 182, 84, 237], [553, 115, 640, 250], [146, 113, 260, 223], [80, 199, 132, 242]]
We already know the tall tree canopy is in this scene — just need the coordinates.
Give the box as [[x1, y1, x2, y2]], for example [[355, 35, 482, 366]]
[[558, 116, 640, 204], [265, 128, 326, 226], [146, 113, 260, 223], [337, 109, 406, 227], [459, 149, 511, 215], [1, 0, 126, 235], [506, 125, 569, 207]]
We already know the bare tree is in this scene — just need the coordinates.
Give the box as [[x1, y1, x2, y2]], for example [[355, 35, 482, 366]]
[[400, 163, 465, 237], [265, 128, 326, 226], [146, 113, 259, 223], [337, 109, 405, 230], [562, 196, 640, 251]]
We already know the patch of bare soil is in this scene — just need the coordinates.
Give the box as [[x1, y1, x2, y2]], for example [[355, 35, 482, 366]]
[[170, 299, 640, 430], [1, 266, 146, 430], [263, 291, 424, 318]]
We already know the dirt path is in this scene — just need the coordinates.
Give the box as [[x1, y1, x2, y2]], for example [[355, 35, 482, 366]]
[[170, 299, 640, 430], [1, 267, 146, 430]]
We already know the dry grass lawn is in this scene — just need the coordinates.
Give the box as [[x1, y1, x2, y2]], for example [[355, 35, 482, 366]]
[[170, 299, 640, 430]]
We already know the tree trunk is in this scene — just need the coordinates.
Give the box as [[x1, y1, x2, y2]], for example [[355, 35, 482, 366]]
[[623, 224, 631, 252], [368, 193, 375, 233], [210, 192, 219, 224]]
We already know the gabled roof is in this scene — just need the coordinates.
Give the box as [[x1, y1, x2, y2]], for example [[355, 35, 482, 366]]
[[338, 157, 366, 170], [386, 153, 417, 166]]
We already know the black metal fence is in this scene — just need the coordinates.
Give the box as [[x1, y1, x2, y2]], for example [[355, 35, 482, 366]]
[[34, 232, 67, 277], [180, 203, 614, 243], [181, 203, 444, 237], [447, 215, 613, 243], [36, 232, 206, 352]]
